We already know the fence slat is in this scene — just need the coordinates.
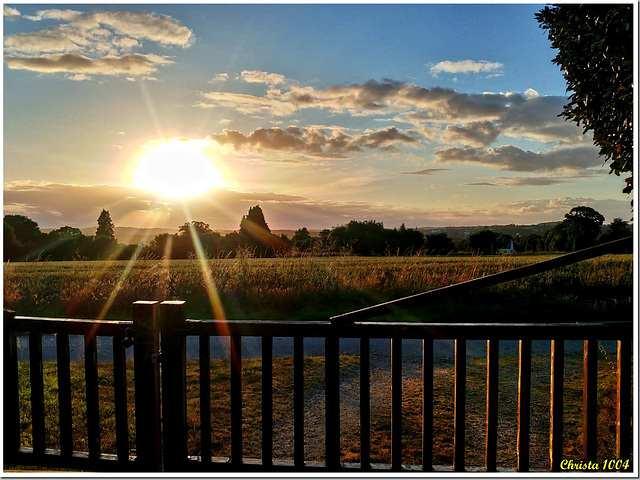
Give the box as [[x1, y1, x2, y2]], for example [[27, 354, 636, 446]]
[[132, 301, 162, 471], [56, 333, 73, 457], [85, 333, 100, 461], [360, 337, 371, 471], [453, 339, 466, 472], [294, 335, 305, 468], [582, 340, 597, 462], [391, 337, 403, 471], [485, 339, 499, 472], [422, 338, 433, 472], [262, 336, 273, 467], [616, 338, 631, 462], [29, 332, 46, 456], [160, 301, 188, 471], [199, 335, 211, 465], [550, 340, 564, 472], [230, 334, 243, 466], [325, 334, 340, 470], [517, 339, 531, 472], [4, 310, 20, 459], [112, 336, 128, 463]]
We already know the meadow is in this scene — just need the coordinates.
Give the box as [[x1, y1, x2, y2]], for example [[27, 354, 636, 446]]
[[3, 254, 633, 322]]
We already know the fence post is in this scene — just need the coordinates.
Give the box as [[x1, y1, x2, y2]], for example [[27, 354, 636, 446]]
[[132, 301, 162, 471], [3, 309, 20, 462], [160, 301, 188, 471]]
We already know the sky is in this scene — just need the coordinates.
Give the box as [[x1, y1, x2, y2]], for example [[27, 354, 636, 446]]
[[2, 3, 636, 233]]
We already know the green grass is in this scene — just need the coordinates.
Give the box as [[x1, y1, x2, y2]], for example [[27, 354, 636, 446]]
[[14, 349, 627, 470], [3, 254, 633, 321]]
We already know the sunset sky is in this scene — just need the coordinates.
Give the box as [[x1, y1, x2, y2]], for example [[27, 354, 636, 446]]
[[3, 3, 634, 233]]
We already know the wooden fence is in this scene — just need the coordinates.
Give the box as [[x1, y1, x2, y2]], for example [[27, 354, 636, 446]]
[[3, 237, 634, 472]]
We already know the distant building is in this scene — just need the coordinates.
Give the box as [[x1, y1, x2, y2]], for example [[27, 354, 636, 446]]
[[498, 239, 516, 254]]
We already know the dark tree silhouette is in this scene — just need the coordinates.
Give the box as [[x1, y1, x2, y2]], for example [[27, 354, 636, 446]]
[[468, 229, 497, 255], [536, 5, 633, 195], [240, 205, 271, 236], [96, 209, 115, 239], [599, 217, 632, 244], [425, 232, 455, 255]]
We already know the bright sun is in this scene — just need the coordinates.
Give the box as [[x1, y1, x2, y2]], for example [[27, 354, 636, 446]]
[[132, 139, 226, 199]]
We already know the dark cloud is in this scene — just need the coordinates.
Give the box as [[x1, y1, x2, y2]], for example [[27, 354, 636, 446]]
[[442, 121, 501, 147], [465, 182, 498, 187]]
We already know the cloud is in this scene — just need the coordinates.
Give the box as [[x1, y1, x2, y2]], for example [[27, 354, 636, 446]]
[[240, 70, 286, 85], [208, 126, 415, 159], [3, 9, 193, 79], [400, 168, 451, 175], [4, 5, 21, 18], [430, 60, 503, 76], [442, 120, 500, 147], [210, 73, 229, 82], [502, 177, 565, 187], [197, 91, 298, 116], [434, 145, 603, 172], [465, 182, 498, 187]]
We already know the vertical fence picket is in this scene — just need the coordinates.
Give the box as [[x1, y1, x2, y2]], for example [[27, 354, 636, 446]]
[[616, 338, 631, 462], [453, 339, 466, 472], [4, 310, 20, 460], [391, 337, 403, 471], [550, 340, 564, 472], [325, 333, 340, 470], [160, 301, 188, 471], [485, 339, 499, 472], [29, 332, 45, 456], [422, 338, 433, 472], [360, 337, 371, 471], [85, 333, 100, 461], [517, 339, 531, 472], [294, 336, 305, 468], [132, 301, 162, 471], [57, 334, 73, 457], [199, 335, 212, 465], [262, 336, 273, 467], [230, 334, 243, 466], [582, 340, 598, 462], [112, 336, 129, 463]]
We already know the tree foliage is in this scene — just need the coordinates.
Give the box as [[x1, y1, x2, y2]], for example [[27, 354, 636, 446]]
[[536, 5, 633, 194], [96, 209, 116, 239]]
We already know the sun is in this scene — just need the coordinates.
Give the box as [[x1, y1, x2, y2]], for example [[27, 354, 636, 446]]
[[132, 139, 226, 199]]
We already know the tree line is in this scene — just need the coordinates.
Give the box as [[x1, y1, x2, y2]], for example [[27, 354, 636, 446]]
[[3, 204, 631, 262]]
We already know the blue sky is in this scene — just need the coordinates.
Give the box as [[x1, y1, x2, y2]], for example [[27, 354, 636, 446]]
[[3, 3, 633, 231]]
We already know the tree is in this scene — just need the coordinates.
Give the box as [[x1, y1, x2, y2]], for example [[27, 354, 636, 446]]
[[4, 214, 43, 244], [563, 206, 605, 250], [425, 232, 455, 255], [599, 217, 632, 244], [468, 229, 497, 255], [96, 209, 115, 239], [240, 205, 271, 236], [291, 227, 315, 251], [536, 5, 633, 195]]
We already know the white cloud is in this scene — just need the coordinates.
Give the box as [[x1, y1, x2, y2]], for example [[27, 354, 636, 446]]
[[210, 73, 229, 82], [430, 60, 504, 76], [4, 5, 21, 18], [240, 70, 286, 85]]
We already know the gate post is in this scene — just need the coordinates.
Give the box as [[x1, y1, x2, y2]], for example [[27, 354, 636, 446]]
[[132, 301, 162, 471], [3, 309, 20, 462], [160, 301, 188, 471]]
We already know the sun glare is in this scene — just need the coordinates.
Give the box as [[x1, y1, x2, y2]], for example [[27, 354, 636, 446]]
[[132, 139, 226, 199]]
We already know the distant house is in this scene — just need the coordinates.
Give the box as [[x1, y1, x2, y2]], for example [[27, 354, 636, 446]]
[[498, 239, 516, 254]]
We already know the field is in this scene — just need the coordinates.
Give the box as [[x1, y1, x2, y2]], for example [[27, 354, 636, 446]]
[[3, 254, 633, 322]]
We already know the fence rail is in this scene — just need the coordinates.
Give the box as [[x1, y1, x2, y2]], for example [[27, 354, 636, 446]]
[[3, 237, 635, 472]]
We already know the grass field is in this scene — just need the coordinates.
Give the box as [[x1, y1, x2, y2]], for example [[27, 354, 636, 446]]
[[3, 254, 633, 322]]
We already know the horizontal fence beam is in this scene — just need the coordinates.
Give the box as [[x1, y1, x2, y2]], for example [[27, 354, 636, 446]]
[[330, 236, 633, 324]]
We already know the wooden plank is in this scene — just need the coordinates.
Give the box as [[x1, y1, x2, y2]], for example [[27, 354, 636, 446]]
[[29, 332, 45, 456], [550, 340, 564, 472], [360, 337, 371, 471], [160, 301, 188, 471], [422, 338, 433, 472], [261, 336, 273, 467], [330, 236, 633, 324], [517, 339, 531, 472], [199, 335, 212, 465], [132, 301, 161, 471], [325, 334, 340, 470], [453, 339, 466, 472], [391, 337, 403, 471], [112, 336, 128, 463], [85, 333, 100, 461], [4, 310, 20, 459], [230, 334, 243, 466], [582, 340, 598, 462], [294, 336, 305, 468], [57, 334, 73, 457], [485, 340, 499, 472], [616, 338, 631, 462]]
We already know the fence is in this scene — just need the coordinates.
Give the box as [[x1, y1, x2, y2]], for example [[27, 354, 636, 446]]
[[3, 237, 634, 472]]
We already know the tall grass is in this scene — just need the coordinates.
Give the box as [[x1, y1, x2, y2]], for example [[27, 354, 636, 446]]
[[3, 255, 633, 321]]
